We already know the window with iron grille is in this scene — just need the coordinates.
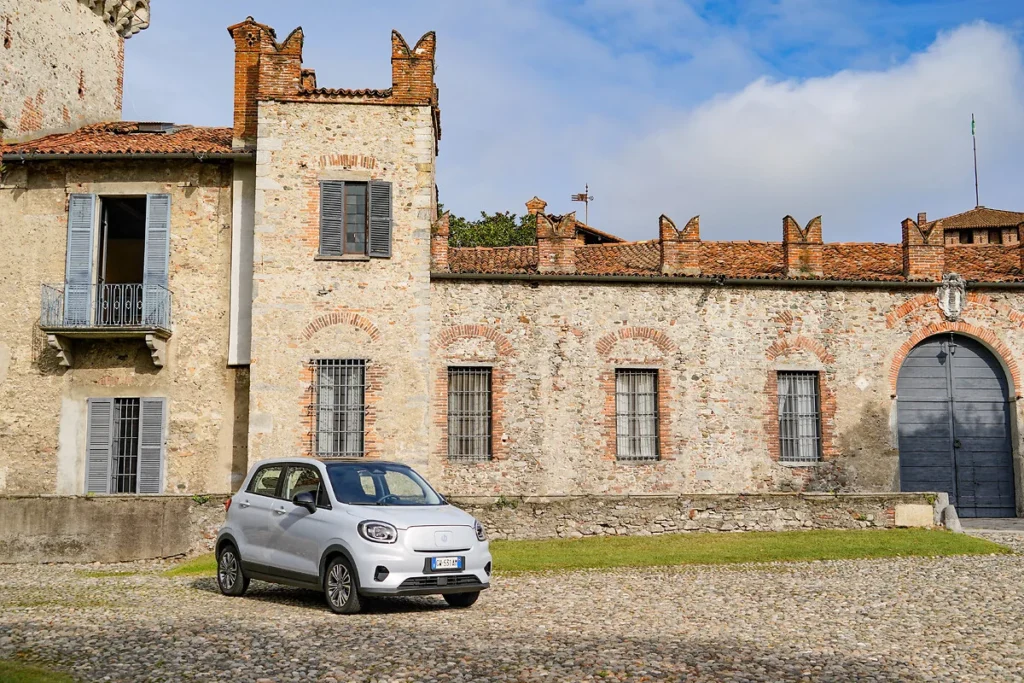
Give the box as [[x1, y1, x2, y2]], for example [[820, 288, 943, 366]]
[[777, 371, 822, 463], [111, 398, 141, 493], [85, 397, 165, 494], [311, 359, 366, 458], [615, 369, 659, 460], [447, 367, 492, 462]]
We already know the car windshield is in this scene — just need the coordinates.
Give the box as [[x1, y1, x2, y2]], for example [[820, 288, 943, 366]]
[[325, 462, 445, 506]]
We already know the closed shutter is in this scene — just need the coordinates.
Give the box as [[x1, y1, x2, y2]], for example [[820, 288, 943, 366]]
[[367, 180, 393, 258], [320, 181, 344, 256], [138, 398, 166, 494], [64, 194, 96, 326], [85, 398, 113, 494], [143, 194, 171, 325]]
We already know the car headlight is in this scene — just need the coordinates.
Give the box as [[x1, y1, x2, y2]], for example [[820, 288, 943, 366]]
[[358, 520, 398, 544], [474, 520, 487, 542]]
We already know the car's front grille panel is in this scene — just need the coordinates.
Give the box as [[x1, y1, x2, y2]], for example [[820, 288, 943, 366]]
[[399, 574, 482, 589]]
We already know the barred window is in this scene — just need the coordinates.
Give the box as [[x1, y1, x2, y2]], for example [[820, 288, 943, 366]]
[[447, 367, 492, 462], [615, 369, 659, 460], [311, 359, 365, 458], [777, 371, 822, 463]]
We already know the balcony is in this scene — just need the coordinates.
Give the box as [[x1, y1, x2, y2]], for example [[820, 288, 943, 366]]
[[40, 283, 172, 367]]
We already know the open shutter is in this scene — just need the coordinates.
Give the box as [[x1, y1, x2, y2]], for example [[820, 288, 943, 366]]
[[64, 194, 96, 326], [85, 398, 113, 494], [138, 398, 166, 494], [367, 180, 392, 258], [319, 181, 344, 256], [143, 194, 171, 326]]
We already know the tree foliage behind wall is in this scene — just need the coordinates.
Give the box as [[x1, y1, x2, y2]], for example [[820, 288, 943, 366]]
[[444, 206, 537, 247]]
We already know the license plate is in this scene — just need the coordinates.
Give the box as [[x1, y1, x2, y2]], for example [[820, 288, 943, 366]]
[[431, 556, 463, 571]]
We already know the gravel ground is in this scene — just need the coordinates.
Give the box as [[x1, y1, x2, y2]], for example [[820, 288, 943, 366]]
[[1, 533, 1021, 683]]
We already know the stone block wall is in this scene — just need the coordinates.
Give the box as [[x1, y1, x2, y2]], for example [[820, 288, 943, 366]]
[[247, 99, 436, 470], [453, 493, 941, 540], [0, 160, 245, 496], [0, 0, 149, 137]]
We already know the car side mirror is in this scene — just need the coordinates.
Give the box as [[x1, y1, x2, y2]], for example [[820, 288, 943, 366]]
[[292, 491, 317, 514]]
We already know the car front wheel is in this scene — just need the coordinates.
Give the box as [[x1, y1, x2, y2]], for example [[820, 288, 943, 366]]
[[217, 545, 249, 597], [443, 591, 480, 608], [324, 556, 362, 614]]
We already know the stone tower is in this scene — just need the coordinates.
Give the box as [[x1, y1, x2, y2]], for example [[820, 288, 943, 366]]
[[0, 0, 150, 137]]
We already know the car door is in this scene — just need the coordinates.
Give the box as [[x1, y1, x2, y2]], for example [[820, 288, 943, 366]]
[[266, 463, 332, 580], [232, 464, 285, 567]]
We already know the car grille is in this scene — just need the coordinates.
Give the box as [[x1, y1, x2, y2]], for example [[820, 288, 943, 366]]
[[399, 575, 482, 589]]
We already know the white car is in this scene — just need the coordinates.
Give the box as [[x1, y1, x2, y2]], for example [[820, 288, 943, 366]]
[[215, 457, 491, 613]]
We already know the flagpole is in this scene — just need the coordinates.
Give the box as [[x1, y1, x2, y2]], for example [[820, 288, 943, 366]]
[[972, 113, 979, 207]]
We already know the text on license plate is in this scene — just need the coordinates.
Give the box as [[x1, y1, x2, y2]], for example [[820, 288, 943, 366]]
[[431, 556, 463, 571]]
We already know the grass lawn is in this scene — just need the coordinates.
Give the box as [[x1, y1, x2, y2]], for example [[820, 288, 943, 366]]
[[491, 528, 1010, 573], [166, 529, 1009, 577], [0, 661, 74, 683]]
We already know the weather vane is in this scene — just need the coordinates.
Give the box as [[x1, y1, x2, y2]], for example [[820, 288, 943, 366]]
[[571, 184, 594, 226]]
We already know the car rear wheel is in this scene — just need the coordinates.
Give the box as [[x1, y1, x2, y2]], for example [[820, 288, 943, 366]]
[[443, 591, 480, 608], [217, 545, 249, 596], [324, 556, 361, 614]]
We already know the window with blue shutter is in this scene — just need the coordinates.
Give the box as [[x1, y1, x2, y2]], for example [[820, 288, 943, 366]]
[[142, 194, 171, 326], [64, 194, 96, 326], [368, 180, 393, 258], [84, 397, 166, 494]]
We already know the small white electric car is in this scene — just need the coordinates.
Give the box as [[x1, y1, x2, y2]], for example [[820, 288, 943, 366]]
[[215, 458, 491, 613]]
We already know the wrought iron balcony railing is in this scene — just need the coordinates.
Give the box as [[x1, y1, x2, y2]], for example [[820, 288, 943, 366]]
[[41, 283, 172, 332]]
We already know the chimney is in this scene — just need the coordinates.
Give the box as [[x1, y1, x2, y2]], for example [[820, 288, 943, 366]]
[[392, 31, 437, 105], [525, 196, 547, 216], [227, 18, 304, 148], [537, 212, 578, 273], [431, 212, 450, 272], [660, 215, 701, 275], [782, 215, 823, 277], [902, 213, 944, 280]]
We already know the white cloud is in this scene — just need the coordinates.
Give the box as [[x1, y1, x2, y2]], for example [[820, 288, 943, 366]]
[[589, 22, 1024, 241]]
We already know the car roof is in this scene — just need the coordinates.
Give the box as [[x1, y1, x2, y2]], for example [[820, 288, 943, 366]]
[[249, 457, 409, 469]]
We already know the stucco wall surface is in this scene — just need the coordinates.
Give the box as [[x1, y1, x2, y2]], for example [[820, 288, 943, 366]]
[[247, 100, 436, 470], [0, 0, 124, 135], [0, 160, 245, 496]]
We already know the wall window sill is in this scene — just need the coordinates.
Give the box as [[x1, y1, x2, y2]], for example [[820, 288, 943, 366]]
[[315, 254, 370, 262], [778, 461, 824, 467]]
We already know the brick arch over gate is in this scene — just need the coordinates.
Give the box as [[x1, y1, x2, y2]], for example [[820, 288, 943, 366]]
[[300, 312, 382, 342], [889, 322, 1022, 397]]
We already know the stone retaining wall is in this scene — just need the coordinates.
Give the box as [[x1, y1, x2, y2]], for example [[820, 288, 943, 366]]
[[450, 493, 944, 541], [0, 492, 943, 563]]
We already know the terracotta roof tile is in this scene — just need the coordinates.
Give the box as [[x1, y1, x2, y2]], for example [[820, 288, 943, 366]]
[[822, 244, 903, 281], [449, 247, 538, 274], [700, 242, 785, 278], [938, 206, 1024, 229], [575, 241, 660, 274], [1, 122, 236, 156], [946, 245, 1022, 281]]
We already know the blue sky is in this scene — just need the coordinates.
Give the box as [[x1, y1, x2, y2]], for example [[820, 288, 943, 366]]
[[124, 1, 1024, 241]]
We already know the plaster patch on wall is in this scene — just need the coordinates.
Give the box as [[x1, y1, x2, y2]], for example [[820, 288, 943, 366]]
[[0, 342, 10, 385]]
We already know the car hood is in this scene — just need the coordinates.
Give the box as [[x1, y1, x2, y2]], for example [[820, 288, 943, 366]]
[[345, 504, 476, 530]]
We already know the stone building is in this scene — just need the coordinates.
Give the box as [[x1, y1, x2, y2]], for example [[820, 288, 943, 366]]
[[0, 0, 149, 137], [2, 14, 1022, 523]]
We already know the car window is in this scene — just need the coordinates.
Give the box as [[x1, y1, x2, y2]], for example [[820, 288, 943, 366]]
[[282, 465, 323, 502], [384, 470, 430, 503], [247, 466, 284, 497], [326, 462, 444, 506]]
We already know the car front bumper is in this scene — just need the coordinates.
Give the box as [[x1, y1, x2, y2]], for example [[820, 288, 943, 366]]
[[351, 539, 492, 596]]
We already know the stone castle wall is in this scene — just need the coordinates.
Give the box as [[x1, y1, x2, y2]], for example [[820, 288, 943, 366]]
[[246, 100, 437, 470], [0, 160, 245, 495], [428, 279, 1024, 510], [0, 0, 148, 136]]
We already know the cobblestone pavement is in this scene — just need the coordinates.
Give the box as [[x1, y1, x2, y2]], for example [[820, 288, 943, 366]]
[[1, 533, 1021, 683]]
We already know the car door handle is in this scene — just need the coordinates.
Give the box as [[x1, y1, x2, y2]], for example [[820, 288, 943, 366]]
[[273, 506, 287, 515], [238, 501, 250, 509]]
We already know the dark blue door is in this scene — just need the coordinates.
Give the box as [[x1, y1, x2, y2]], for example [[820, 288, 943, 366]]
[[897, 335, 1016, 518]]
